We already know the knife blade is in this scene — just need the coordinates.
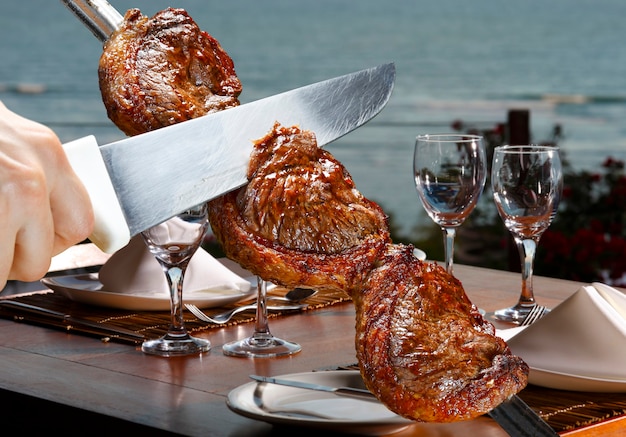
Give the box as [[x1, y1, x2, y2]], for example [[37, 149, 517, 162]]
[[249, 374, 378, 402], [251, 374, 558, 436], [63, 63, 395, 254], [0, 300, 146, 344]]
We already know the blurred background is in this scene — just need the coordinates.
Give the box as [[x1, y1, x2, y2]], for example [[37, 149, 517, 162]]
[[2, 0, 625, 283]]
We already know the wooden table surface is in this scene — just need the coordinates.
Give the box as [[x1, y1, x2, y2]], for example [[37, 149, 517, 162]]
[[0, 245, 623, 436]]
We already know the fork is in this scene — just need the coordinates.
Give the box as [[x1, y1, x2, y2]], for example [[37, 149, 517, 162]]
[[519, 304, 547, 327], [185, 303, 307, 324]]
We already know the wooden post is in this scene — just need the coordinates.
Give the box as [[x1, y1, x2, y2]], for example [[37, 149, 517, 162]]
[[507, 109, 530, 145]]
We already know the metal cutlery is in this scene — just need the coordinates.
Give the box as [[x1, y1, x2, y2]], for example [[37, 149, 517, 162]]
[[0, 299, 145, 344], [267, 287, 317, 303], [249, 375, 379, 402], [237, 287, 318, 305], [520, 304, 547, 327], [185, 303, 307, 324], [61, 0, 122, 42]]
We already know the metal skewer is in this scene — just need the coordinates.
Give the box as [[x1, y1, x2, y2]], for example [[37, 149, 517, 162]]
[[60, 0, 123, 42]]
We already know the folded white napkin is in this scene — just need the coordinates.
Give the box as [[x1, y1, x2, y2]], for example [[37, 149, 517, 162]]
[[500, 282, 626, 382], [98, 235, 250, 296]]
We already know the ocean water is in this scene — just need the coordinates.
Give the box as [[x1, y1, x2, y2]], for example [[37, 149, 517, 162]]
[[2, 0, 625, 235]]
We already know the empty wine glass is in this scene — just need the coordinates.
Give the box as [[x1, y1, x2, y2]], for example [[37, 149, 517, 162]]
[[491, 145, 562, 323], [140, 202, 211, 356], [222, 276, 301, 358], [414, 134, 487, 274]]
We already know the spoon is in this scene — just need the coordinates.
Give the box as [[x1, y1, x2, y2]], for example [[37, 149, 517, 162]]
[[268, 287, 317, 303]]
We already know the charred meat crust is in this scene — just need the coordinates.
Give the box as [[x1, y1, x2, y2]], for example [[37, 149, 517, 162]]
[[355, 244, 529, 422], [209, 123, 529, 422], [209, 123, 390, 293], [99, 7, 241, 136]]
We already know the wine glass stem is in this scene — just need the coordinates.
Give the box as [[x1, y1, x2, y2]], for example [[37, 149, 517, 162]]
[[516, 237, 538, 306], [252, 277, 271, 339], [442, 227, 456, 275], [164, 264, 188, 335]]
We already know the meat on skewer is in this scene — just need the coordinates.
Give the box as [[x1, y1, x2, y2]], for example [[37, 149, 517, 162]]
[[208, 122, 391, 293], [208, 123, 529, 422], [99, 7, 241, 136], [98, 8, 528, 423], [355, 243, 528, 421]]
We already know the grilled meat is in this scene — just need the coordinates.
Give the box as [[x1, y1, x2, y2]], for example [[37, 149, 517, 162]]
[[208, 123, 391, 293], [355, 243, 529, 422], [97, 7, 528, 420], [98, 7, 241, 136], [208, 123, 529, 422]]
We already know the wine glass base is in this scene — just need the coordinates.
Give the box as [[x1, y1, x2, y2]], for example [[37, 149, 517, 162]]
[[142, 333, 211, 357], [222, 336, 301, 358]]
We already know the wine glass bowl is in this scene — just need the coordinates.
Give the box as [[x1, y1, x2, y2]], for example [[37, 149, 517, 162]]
[[491, 145, 562, 323], [140, 202, 211, 356], [413, 134, 487, 274]]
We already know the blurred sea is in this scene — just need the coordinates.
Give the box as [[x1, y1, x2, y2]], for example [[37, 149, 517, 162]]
[[2, 0, 626, 235]]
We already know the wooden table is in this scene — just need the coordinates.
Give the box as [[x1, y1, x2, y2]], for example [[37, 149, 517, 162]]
[[0, 245, 623, 436]]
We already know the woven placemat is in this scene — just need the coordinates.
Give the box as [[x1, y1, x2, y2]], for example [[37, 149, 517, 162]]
[[520, 384, 626, 432], [0, 287, 351, 343], [326, 364, 626, 433], [4, 290, 626, 432]]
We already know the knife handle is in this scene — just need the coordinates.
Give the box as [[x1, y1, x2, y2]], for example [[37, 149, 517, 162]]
[[63, 136, 130, 253]]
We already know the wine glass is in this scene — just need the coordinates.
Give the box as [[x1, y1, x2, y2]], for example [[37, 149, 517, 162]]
[[140, 202, 211, 356], [222, 277, 301, 358], [491, 145, 562, 323], [414, 134, 487, 274]]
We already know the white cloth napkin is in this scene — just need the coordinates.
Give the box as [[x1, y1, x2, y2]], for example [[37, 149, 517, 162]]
[[98, 235, 250, 296], [499, 282, 626, 382]]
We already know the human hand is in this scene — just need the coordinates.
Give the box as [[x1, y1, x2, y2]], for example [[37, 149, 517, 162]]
[[0, 101, 94, 288]]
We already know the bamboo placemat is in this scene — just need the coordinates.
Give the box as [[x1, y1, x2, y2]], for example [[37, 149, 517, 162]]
[[3, 290, 626, 432], [520, 384, 626, 432], [0, 287, 351, 342], [326, 364, 626, 433]]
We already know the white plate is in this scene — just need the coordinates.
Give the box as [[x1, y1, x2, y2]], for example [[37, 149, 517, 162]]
[[528, 367, 626, 392], [41, 273, 255, 311], [498, 327, 626, 392], [227, 371, 413, 435]]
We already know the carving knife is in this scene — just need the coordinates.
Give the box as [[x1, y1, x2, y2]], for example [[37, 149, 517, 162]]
[[250, 375, 558, 436], [62, 63, 395, 254], [60, 2, 395, 253]]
